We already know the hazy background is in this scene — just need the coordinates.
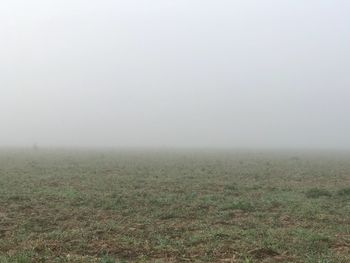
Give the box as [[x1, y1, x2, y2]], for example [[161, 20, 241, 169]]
[[1, 0, 350, 149]]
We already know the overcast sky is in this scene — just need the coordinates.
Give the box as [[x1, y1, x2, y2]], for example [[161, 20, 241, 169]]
[[1, 0, 350, 149]]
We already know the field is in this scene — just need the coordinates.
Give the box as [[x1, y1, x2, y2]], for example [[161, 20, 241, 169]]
[[0, 149, 350, 262]]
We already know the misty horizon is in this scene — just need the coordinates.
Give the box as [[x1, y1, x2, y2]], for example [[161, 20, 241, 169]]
[[2, 0, 350, 149]]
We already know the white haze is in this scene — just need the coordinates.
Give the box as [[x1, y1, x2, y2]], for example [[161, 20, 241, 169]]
[[1, 0, 350, 149]]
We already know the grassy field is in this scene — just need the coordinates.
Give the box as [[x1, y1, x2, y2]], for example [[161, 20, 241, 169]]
[[0, 149, 350, 262]]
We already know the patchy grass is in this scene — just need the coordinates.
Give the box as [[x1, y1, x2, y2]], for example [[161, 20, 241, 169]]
[[337, 187, 350, 197], [305, 188, 332, 198], [0, 149, 350, 262]]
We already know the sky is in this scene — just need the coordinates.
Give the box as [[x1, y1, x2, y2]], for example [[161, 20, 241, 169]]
[[1, 0, 350, 149]]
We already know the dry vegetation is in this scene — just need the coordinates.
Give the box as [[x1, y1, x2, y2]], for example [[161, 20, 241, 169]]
[[0, 149, 350, 262]]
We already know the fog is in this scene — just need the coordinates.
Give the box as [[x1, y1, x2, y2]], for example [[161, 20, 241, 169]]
[[1, 0, 350, 149]]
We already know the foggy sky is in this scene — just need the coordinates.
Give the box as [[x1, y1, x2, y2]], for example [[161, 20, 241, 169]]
[[1, 0, 350, 149]]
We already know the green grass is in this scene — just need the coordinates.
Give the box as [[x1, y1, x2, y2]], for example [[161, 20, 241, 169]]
[[0, 149, 350, 262], [337, 187, 350, 197], [305, 188, 332, 198]]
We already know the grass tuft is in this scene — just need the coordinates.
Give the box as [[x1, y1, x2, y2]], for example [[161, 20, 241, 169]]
[[305, 188, 332, 198], [337, 187, 350, 197]]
